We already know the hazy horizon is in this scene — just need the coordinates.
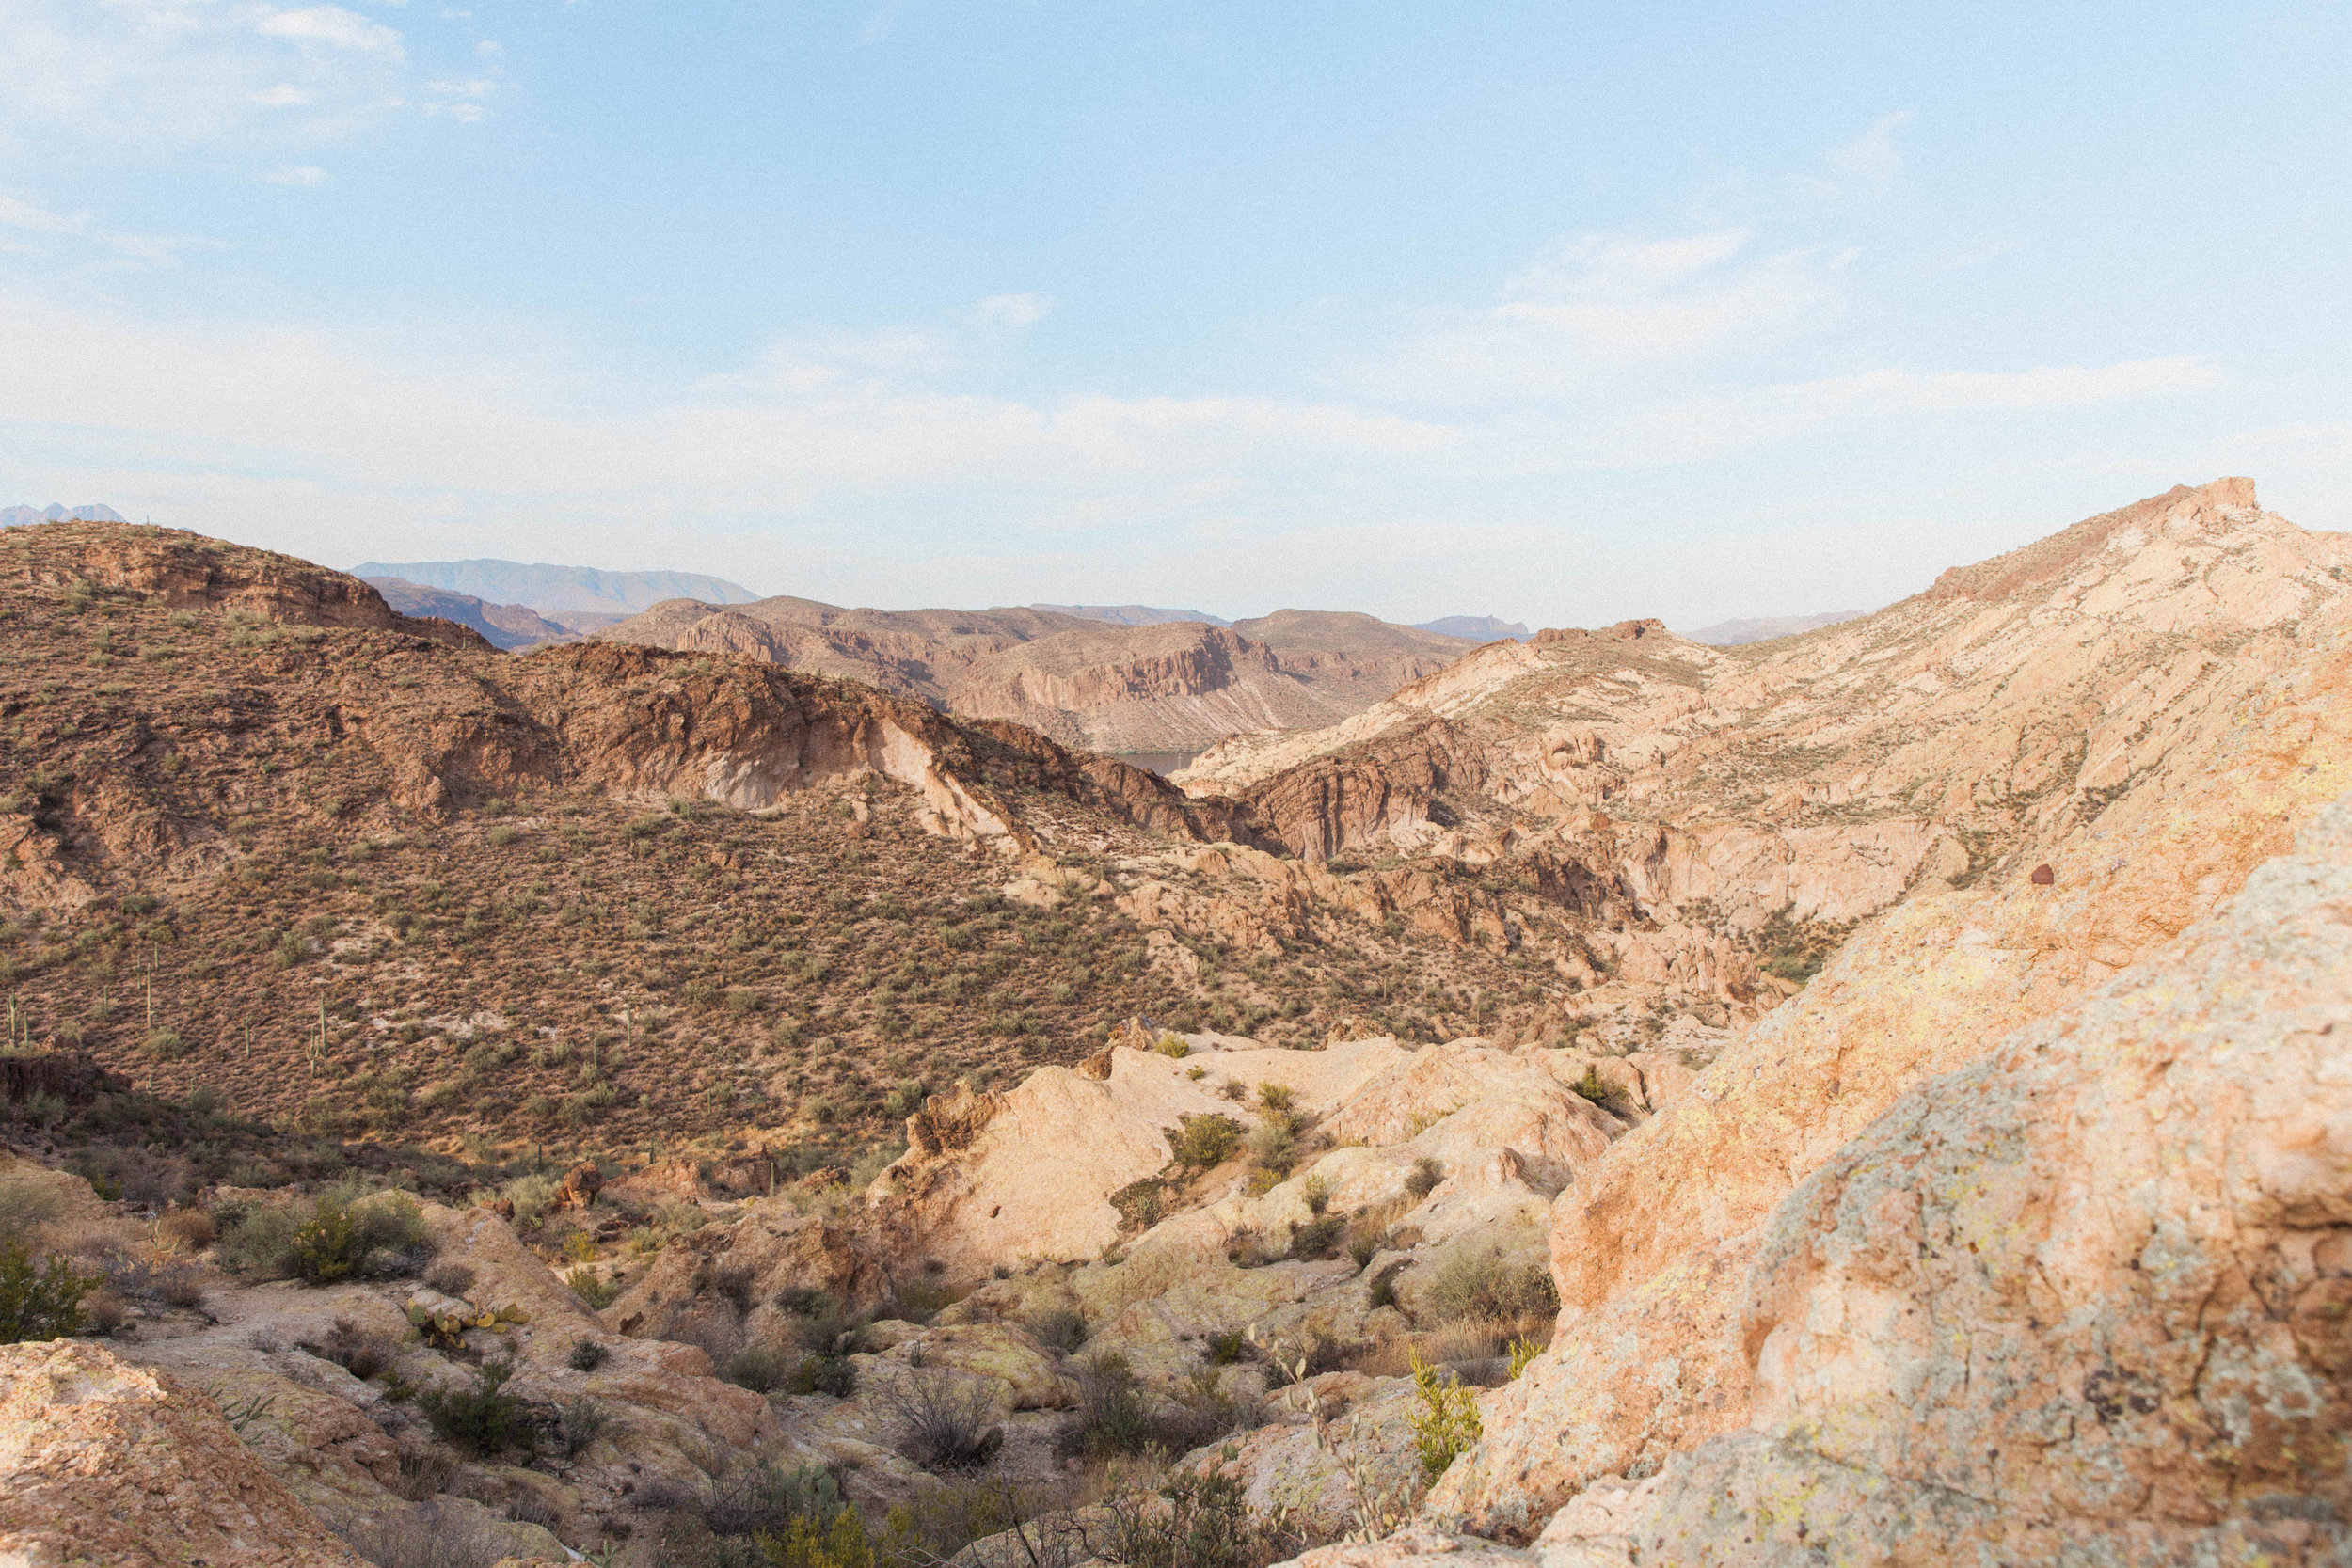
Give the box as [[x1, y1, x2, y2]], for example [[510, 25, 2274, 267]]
[[4, 3, 2344, 630]]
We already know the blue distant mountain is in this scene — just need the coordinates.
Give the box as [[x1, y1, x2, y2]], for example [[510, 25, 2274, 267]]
[[1414, 615, 1531, 641], [1031, 603, 1232, 627], [349, 558, 759, 622], [2, 502, 129, 527]]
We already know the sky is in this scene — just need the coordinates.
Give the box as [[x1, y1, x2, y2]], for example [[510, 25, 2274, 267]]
[[1, 1, 2346, 629]]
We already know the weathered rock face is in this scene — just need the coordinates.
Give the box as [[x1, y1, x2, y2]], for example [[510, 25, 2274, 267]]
[[1403, 791, 2352, 1563], [0, 1339, 369, 1567], [607, 596, 1477, 755]]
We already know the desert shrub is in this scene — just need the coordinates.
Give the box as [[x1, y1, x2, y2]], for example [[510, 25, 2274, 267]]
[[314, 1316, 399, 1381], [160, 1206, 216, 1252], [293, 1189, 431, 1284], [646, 1457, 852, 1566], [557, 1395, 610, 1458], [1025, 1305, 1089, 1354], [0, 1173, 69, 1245], [1101, 1466, 1297, 1568], [1287, 1212, 1345, 1260], [0, 1240, 100, 1343], [1167, 1114, 1242, 1171], [418, 1358, 530, 1457], [1367, 1260, 1407, 1311], [565, 1266, 617, 1308], [1063, 1352, 1152, 1459], [1152, 1034, 1190, 1059], [787, 1354, 858, 1397], [335, 1499, 511, 1568], [501, 1172, 559, 1226], [423, 1261, 475, 1298], [568, 1338, 609, 1372], [723, 1342, 798, 1394], [215, 1201, 307, 1280], [1255, 1083, 1294, 1113], [1299, 1174, 1330, 1215], [1403, 1156, 1445, 1199], [878, 1366, 1001, 1471], [1108, 1178, 1164, 1232], [141, 1028, 186, 1061], [1407, 1347, 1481, 1481], [1245, 1118, 1296, 1178], [1421, 1245, 1559, 1325]]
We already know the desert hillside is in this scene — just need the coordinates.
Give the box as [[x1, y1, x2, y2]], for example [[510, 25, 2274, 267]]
[[3, 478, 2348, 1568], [603, 594, 1476, 755]]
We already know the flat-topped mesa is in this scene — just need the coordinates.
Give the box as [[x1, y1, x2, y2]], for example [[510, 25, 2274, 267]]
[[1528, 618, 1674, 646]]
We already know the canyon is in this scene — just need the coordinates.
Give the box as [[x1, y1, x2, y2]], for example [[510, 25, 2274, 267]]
[[0, 477, 2347, 1566]]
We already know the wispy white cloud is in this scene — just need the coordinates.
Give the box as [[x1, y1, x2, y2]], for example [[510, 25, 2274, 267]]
[[1365, 229, 1850, 404], [261, 163, 330, 186], [977, 293, 1053, 327], [0, 190, 202, 267], [1827, 111, 1913, 197], [249, 83, 318, 107], [256, 6, 406, 59]]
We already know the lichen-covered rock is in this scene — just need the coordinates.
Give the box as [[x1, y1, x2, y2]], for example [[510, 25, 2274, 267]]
[[1425, 791, 2352, 1560], [0, 1339, 368, 1567]]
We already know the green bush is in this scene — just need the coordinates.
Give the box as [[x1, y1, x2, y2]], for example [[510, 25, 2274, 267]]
[[0, 1241, 101, 1343], [787, 1354, 858, 1397], [1167, 1114, 1242, 1171], [218, 1186, 431, 1284], [1421, 1244, 1559, 1325], [420, 1358, 530, 1456], [1025, 1306, 1089, 1354]]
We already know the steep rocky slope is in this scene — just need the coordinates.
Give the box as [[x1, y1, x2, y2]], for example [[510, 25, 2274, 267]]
[[604, 595, 1474, 754]]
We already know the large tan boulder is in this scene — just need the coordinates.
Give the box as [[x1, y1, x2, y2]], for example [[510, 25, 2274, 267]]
[[877, 1037, 1413, 1278], [860, 1321, 1079, 1410], [1419, 790, 2352, 1559], [0, 1339, 367, 1567]]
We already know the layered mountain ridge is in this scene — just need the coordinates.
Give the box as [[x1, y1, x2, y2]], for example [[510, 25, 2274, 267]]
[[603, 595, 1477, 754]]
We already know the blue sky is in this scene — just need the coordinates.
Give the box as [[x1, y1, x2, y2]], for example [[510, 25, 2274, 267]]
[[2, 1, 2345, 627]]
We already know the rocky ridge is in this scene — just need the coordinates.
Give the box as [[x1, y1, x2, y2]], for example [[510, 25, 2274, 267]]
[[604, 596, 1475, 755]]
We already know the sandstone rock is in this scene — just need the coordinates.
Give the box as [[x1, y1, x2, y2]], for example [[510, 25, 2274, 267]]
[[0, 1339, 368, 1567], [861, 1321, 1079, 1410], [1436, 790, 2352, 1558]]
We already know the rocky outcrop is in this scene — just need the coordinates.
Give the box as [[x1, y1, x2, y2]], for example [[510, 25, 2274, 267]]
[[0, 1339, 369, 1567], [1421, 787, 2352, 1564], [6, 520, 492, 649]]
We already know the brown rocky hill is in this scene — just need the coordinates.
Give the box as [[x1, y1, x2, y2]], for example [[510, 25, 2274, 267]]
[[602, 594, 1474, 754], [363, 576, 580, 651], [0, 521, 1568, 1166]]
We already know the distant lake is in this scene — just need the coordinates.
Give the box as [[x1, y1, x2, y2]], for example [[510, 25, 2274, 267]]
[[1121, 752, 1200, 777]]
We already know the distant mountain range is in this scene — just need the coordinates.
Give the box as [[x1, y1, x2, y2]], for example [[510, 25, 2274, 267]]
[[362, 578, 580, 651], [4, 503, 128, 527], [1414, 615, 1531, 641], [1031, 603, 1232, 627], [1685, 610, 1867, 646], [348, 558, 759, 621]]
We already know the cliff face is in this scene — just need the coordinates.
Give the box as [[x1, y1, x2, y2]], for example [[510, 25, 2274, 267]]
[[605, 595, 1475, 754]]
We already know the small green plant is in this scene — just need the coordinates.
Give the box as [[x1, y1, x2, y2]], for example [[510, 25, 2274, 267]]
[[568, 1337, 609, 1372], [1300, 1173, 1331, 1215], [1570, 1065, 1612, 1104], [420, 1357, 530, 1456], [1256, 1083, 1294, 1112], [0, 1241, 101, 1343], [1506, 1336, 1543, 1381], [1153, 1033, 1190, 1059], [1167, 1114, 1242, 1170], [1407, 1346, 1481, 1481], [565, 1266, 617, 1308], [1289, 1212, 1345, 1259]]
